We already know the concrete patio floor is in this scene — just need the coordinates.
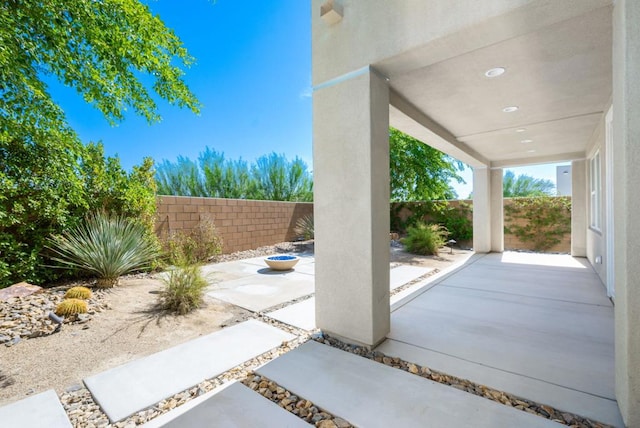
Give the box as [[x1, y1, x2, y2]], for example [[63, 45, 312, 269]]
[[379, 252, 623, 427]]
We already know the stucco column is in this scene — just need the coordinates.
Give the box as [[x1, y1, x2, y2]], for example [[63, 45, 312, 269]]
[[613, 0, 640, 425], [490, 168, 504, 252], [571, 160, 587, 257], [473, 167, 491, 253], [313, 67, 390, 347]]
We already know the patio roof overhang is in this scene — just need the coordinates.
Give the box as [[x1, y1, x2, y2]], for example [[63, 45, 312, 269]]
[[375, 2, 612, 168]]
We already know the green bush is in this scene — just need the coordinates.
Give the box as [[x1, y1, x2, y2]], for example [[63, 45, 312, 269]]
[[48, 212, 160, 288], [294, 214, 314, 240], [391, 201, 472, 242], [161, 264, 208, 315], [0, 141, 157, 288], [162, 217, 223, 265], [402, 222, 448, 256]]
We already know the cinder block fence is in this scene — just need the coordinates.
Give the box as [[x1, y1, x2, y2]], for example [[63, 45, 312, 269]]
[[157, 196, 571, 254], [155, 196, 313, 253]]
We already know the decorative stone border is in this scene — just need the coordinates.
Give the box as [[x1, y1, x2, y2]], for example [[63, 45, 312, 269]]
[[241, 374, 353, 427]]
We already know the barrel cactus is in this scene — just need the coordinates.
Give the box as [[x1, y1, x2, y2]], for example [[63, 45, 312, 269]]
[[55, 299, 88, 317], [64, 286, 92, 300]]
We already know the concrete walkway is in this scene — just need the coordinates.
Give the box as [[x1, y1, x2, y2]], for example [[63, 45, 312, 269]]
[[142, 382, 309, 428], [0, 389, 72, 428], [257, 340, 562, 427], [84, 320, 294, 422], [379, 252, 623, 427]]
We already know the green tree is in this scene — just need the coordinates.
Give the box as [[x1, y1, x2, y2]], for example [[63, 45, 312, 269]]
[[389, 128, 464, 201], [155, 149, 313, 202], [251, 153, 313, 202], [0, 0, 199, 287], [502, 170, 555, 197], [1, 0, 200, 149]]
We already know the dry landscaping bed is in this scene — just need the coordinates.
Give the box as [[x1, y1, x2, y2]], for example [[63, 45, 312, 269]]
[[0, 240, 474, 427]]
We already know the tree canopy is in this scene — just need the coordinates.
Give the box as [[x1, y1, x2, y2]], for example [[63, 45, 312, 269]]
[[0, 0, 199, 287], [389, 128, 464, 201], [502, 170, 555, 197], [0, 0, 200, 149], [155, 149, 314, 202]]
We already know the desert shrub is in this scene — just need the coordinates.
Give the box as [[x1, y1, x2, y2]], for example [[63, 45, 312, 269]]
[[0, 141, 157, 288], [64, 286, 92, 300], [163, 217, 223, 265], [431, 201, 472, 242], [391, 201, 472, 242], [294, 214, 314, 240], [48, 212, 160, 288], [161, 264, 208, 315], [55, 298, 88, 316], [402, 222, 448, 256]]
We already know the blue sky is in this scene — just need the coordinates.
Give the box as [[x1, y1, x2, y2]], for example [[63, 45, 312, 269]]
[[48, 0, 313, 169], [47, 0, 563, 199]]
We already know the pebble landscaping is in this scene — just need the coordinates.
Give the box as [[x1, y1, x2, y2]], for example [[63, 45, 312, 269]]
[[0, 284, 108, 347]]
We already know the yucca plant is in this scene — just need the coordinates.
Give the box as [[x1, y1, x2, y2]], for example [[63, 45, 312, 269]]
[[402, 222, 449, 256], [294, 214, 314, 240], [161, 264, 208, 315], [48, 212, 159, 288]]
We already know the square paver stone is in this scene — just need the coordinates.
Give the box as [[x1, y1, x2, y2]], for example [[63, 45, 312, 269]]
[[142, 382, 309, 428], [267, 298, 316, 330], [257, 341, 562, 428], [0, 389, 72, 428], [84, 320, 295, 422], [207, 272, 314, 312]]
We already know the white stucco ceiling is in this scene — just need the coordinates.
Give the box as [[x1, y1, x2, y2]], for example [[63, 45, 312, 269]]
[[386, 5, 612, 167]]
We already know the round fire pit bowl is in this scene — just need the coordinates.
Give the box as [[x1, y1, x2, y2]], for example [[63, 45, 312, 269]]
[[264, 255, 300, 271]]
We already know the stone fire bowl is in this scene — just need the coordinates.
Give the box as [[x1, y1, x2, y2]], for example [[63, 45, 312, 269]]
[[264, 255, 300, 271]]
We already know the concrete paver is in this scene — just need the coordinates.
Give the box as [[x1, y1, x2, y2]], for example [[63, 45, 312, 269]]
[[84, 320, 294, 422], [142, 382, 309, 428], [0, 389, 72, 428], [257, 341, 562, 428], [267, 298, 316, 330], [390, 265, 433, 290], [206, 272, 314, 312], [377, 339, 623, 427]]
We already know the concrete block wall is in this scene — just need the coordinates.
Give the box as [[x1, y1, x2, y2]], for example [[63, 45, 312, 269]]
[[502, 198, 571, 253], [392, 197, 572, 254], [156, 196, 313, 254]]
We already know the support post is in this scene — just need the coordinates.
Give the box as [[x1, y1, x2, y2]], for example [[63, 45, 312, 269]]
[[571, 160, 587, 257], [313, 67, 390, 347], [613, 0, 640, 425]]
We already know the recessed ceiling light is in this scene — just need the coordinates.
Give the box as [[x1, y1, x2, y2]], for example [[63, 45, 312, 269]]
[[527, 149, 536, 153], [515, 128, 527, 133], [503, 106, 519, 113], [485, 67, 506, 78], [520, 139, 533, 144]]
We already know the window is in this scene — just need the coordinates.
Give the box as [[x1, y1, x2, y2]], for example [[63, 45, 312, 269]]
[[590, 151, 601, 230]]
